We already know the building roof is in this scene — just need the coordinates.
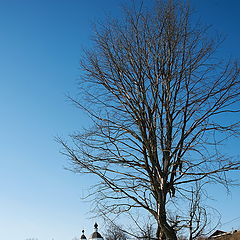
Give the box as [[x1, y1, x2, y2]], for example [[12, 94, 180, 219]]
[[89, 223, 104, 240], [208, 230, 240, 239], [209, 230, 226, 238], [81, 230, 87, 239]]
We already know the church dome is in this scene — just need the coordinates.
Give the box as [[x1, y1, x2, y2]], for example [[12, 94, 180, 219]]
[[89, 223, 104, 240], [81, 230, 87, 240]]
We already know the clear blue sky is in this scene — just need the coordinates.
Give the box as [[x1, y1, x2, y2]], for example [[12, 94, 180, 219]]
[[0, 0, 239, 239]]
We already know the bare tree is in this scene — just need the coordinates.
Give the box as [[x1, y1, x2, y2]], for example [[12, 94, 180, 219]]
[[170, 184, 220, 240], [137, 222, 156, 240], [186, 186, 208, 240], [59, 0, 240, 239], [104, 223, 128, 240]]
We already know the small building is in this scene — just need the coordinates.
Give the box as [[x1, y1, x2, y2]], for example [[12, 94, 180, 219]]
[[81, 223, 104, 240]]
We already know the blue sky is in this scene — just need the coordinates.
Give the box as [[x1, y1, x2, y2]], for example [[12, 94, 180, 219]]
[[0, 0, 239, 239]]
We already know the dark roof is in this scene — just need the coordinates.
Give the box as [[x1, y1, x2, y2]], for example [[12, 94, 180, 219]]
[[209, 230, 226, 238], [89, 222, 104, 239], [81, 230, 87, 239], [90, 232, 103, 239], [208, 230, 240, 239]]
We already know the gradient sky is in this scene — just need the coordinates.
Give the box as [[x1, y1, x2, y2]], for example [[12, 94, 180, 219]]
[[0, 1, 239, 239]]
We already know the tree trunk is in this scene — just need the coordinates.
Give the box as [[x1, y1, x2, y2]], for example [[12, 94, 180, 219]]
[[156, 225, 166, 240], [157, 220, 177, 240], [157, 200, 178, 240]]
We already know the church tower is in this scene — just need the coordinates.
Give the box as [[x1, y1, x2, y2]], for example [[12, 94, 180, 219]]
[[89, 223, 104, 240], [80, 223, 104, 240]]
